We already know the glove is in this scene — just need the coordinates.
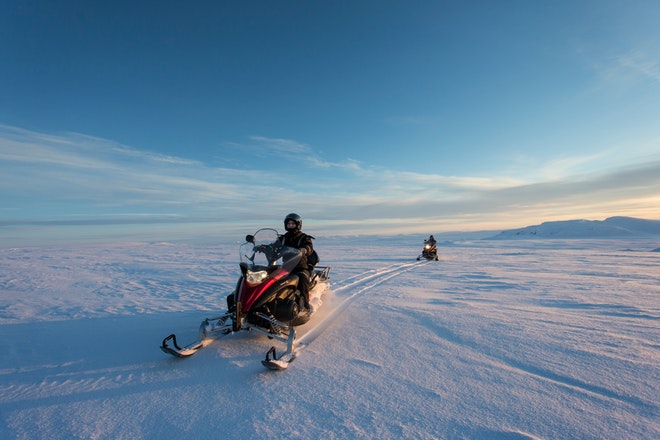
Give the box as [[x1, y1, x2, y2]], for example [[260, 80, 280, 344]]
[[299, 248, 307, 256]]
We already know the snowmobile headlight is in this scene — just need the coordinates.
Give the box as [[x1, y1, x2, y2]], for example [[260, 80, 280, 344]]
[[424, 244, 431, 249], [246, 270, 268, 285]]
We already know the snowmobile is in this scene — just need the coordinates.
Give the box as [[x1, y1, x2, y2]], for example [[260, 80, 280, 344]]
[[417, 239, 439, 261], [160, 228, 331, 370]]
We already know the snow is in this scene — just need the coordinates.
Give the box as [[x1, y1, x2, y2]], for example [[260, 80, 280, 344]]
[[488, 216, 660, 239], [1, 225, 659, 439]]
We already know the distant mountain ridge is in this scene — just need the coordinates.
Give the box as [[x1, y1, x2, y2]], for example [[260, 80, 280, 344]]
[[487, 217, 660, 239]]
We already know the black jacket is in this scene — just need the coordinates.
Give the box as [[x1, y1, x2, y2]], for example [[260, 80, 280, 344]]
[[280, 231, 314, 271]]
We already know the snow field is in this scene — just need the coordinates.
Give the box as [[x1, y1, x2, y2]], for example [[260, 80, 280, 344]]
[[0, 237, 658, 439]]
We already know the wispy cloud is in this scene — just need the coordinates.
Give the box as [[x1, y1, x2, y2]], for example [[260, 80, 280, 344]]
[[587, 48, 660, 90], [230, 135, 367, 172], [536, 150, 616, 181], [248, 136, 311, 155], [614, 50, 660, 84], [1, 125, 659, 240]]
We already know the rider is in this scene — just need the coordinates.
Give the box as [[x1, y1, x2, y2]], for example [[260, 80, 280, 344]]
[[279, 213, 314, 308], [426, 235, 436, 246]]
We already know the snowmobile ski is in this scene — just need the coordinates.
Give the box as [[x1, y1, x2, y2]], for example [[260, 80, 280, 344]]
[[261, 346, 296, 370], [160, 334, 205, 358], [159, 228, 332, 369], [160, 314, 233, 358]]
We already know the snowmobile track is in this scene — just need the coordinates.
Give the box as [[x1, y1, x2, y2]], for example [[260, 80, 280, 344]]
[[295, 260, 429, 351]]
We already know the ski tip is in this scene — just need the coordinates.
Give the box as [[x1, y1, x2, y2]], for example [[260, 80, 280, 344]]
[[262, 346, 296, 370], [261, 354, 295, 370], [160, 345, 187, 358], [261, 359, 289, 370], [160, 339, 205, 358]]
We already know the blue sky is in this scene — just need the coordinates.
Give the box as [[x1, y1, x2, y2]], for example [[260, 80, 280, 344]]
[[1, 1, 660, 244]]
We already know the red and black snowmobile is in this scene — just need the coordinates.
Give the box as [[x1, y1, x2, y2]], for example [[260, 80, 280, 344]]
[[160, 228, 330, 370]]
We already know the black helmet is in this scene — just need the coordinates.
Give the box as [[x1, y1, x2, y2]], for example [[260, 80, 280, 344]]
[[284, 213, 302, 232]]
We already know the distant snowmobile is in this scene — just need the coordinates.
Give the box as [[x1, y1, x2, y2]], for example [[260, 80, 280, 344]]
[[160, 228, 331, 370], [417, 237, 439, 261]]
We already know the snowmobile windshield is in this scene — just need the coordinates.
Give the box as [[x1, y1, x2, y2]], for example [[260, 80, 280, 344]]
[[239, 228, 301, 273]]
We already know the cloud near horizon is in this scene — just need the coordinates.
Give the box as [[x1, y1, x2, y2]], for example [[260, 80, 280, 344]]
[[1, 125, 659, 238]]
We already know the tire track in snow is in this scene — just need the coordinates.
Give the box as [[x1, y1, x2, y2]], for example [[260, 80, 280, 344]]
[[297, 260, 428, 349]]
